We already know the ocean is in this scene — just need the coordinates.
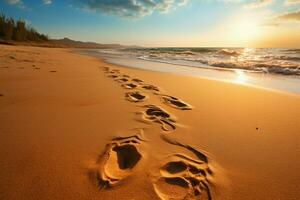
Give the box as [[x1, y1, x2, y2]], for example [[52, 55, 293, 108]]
[[98, 47, 300, 76], [82, 47, 300, 94]]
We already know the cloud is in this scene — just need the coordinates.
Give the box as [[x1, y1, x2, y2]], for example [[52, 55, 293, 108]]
[[4, 0, 21, 5], [43, 0, 52, 5], [73, 0, 188, 18], [277, 9, 300, 21], [262, 9, 300, 26], [243, 0, 272, 9], [3, 0, 26, 9], [284, 0, 300, 5]]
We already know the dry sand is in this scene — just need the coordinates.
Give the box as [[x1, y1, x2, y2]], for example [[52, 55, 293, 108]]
[[0, 44, 299, 200]]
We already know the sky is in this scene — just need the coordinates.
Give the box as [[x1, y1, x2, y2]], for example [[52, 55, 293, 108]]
[[0, 0, 300, 47]]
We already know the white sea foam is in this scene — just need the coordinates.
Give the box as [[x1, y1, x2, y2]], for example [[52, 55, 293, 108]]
[[97, 48, 300, 76]]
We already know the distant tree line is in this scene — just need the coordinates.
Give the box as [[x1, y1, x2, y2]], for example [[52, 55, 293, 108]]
[[0, 13, 49, 42]]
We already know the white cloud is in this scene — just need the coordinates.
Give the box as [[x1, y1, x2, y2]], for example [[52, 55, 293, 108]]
[[3, 0, 26, 9], [277, 9, 300, 21], [4, 0, 21, 5], [243, 0, 273, 9], [262, 9, 300, 26], [284, 0, 300, 5], [73, 0, 188, 18], [43, 0, 52, 5]]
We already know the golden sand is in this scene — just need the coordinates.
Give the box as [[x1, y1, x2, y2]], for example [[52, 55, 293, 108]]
[[0, 45, 299, 200]]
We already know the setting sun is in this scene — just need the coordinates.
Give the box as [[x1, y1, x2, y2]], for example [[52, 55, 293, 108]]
[[231, 16, 262, 42]]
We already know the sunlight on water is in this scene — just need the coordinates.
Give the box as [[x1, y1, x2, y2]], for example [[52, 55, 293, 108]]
[[234, 69, 248, 84], [97, 47, 300, 76]]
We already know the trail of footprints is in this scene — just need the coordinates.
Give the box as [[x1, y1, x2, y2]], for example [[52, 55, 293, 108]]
[[91, 66, 216, 200]]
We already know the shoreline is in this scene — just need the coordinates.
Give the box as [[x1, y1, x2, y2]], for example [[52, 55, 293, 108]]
[[80, 49, 300, 95], [1, 44, 299, 200]]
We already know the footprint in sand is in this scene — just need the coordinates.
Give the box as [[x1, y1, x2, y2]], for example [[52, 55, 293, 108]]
[[154, 136, 213, 200], [107, 74, 119, 78], [111, 69, 120, 73], [122, 74, 130, 78], [132, 78, 143, 83], [90, 134, 145, 188], [161, 95, 192, 110], [102, 66, 110, 72], [122, 83, 138, 89], [125, 91, 147, 102], [140, 105, 176, 131], [105, 70, 120, 77], [141, 84, 160, 93], [116, 77, 129, 83], [104, 67, 119, 73]]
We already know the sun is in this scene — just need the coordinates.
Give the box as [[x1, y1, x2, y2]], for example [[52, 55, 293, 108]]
[[231, 15, 262, 42], [234, 19, 260, 39], [225, 12, 266, 45]]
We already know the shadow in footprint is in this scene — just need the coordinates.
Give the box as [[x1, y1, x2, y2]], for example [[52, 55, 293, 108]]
[[163, 161, 187, 174], [89, 134, 145, 189], [161, 95, 192, 110], [125, 91, 147, 102], [115, 145, 141, 169]]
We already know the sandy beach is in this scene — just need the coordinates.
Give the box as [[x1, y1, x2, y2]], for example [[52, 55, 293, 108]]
[[0, 44, 299, 200]]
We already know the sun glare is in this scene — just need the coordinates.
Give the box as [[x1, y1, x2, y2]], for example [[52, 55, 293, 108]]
[[234, 69, 248, 84], [225, 12, 266, 46], [232, 16, 262, 42]]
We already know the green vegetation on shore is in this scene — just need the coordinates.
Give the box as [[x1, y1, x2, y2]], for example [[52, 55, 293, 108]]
[[0, 13, 48, 42]]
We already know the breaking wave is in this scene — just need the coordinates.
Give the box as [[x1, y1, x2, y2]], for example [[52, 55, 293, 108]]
[[98, 48, 300, 76]]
